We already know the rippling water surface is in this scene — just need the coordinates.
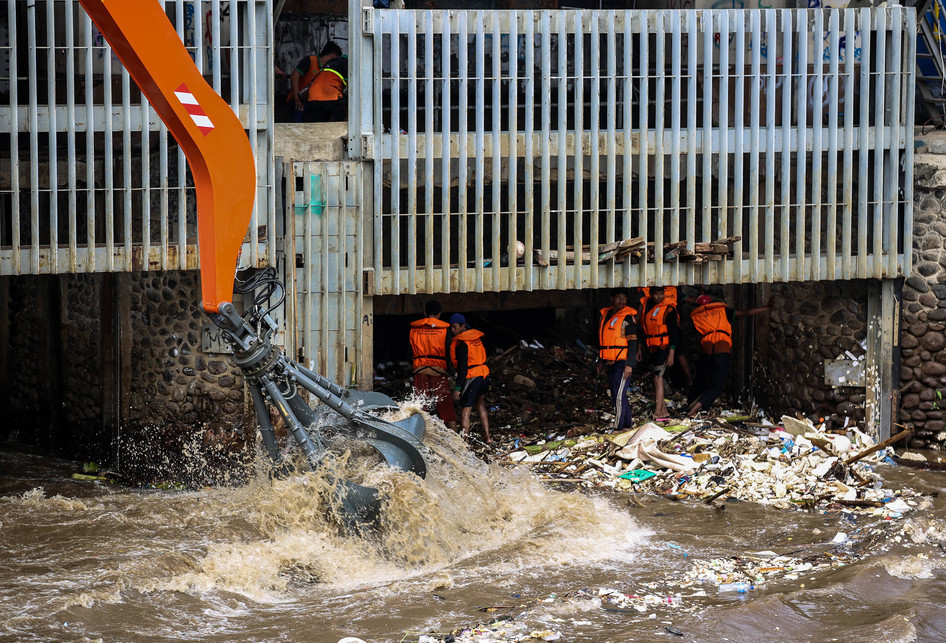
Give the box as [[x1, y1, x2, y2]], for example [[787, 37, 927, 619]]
[[1, 415, 945, 643]]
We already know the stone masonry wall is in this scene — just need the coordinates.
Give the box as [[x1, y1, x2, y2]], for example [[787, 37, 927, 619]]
[[122, 271, 251, 483], [758, 281, 868, 433], [899, 184, 946, 450]]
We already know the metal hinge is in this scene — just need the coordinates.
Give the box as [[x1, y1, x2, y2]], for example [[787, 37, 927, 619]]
[[363, 8, 374, 35]]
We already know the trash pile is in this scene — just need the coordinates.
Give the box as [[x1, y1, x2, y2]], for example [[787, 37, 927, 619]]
[[395, 415, 937, 643], [501, 415, 920, 516]]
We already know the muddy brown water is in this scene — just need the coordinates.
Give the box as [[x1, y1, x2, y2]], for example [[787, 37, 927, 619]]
[[2, 417, 946, 643]]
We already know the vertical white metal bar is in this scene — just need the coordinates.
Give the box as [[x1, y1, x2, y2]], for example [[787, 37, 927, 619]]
[[670, 12, 682, 287], [458, 12, 469, 290], [794, 12, 808, 283], [717, 11, 729, 284], [266, 0, 277, 275], [811, 9, 824, 281], [749, 10, 761, 282], [654, 13, 665, 284], [406, 16, 418, 293], [391, 19, 402, 292], [887, 6, 902, 278], [46, 0, 59, 274], [701, 9, 712, 256], [340, 164, 349, 383], [624, 12, 634, 286], [508, 12, 519, 292], [354, 163, 365, 383], [142, 93, 151, 271], [779, 11, 792, 283], [842, 8, 855, 280], [175, 1, 187, 270], [247, 0, 261, 267], [541, 12, 551, 290], [28, 1, 39, 273], [764, 10, 776, 281], [606, 12, 617, 288], [639, 13, 649, 286], [573, 12, 584, 289], [474, 10, 485, 292], [440, 11, 452, 294], [303, 162, 314, 365], [556, 11, 567, 290], [320, 166, 331, 372], [903, 9, 916, 277], [857, 7, 870, 278], [84, 16, 97, 272], [122, 66, 133, 271], [229, 0, 240, 109], [524, 12, 536, 292], [491, 11, 502, 290], [589, 12, 600, 289], [373, 11, 383, 294], [686, 10, 697, 284], [873, 9, 887, 277], [826, 9, 840, 281], [212, 0, 222, 90], [424, 11, 434, 293], [732, 11, 745, 283], [65, 0, 78, 272], [8, 0, 20, 274]]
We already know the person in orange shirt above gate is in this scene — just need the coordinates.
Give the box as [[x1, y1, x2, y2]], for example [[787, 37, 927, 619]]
[[598, 288, 639, 430], [640, 286, 679, 420], [686, 294, 771, 418], [449, 313, 492, 444], [409, 300, 457, 428], [288, 41, 347, 122]]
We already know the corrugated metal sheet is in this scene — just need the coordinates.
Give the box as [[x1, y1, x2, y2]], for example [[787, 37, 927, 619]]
[[0, 0, 275, 277], [349, 8, 915, 295]]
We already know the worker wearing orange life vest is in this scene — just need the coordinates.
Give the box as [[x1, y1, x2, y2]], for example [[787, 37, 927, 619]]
[[449, 313, 491, 444], [641, 286, 679, 420], [598, 289, 639, 429], [409, 300, 457, 427], [288, 41, 346, 122], [687, 294, 771, 417]]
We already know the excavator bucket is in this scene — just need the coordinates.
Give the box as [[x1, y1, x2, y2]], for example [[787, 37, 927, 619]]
[[78, 1, 428, 527]]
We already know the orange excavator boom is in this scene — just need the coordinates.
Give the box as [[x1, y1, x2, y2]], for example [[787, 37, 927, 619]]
[[77, 0, 256, 313]]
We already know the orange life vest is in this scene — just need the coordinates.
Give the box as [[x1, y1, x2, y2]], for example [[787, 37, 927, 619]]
[[409, 317, 450, 373], [642, 303, 674, 350], [691, 302, 732, 348], [307, 57, 347, 101], [450, 328, 490, 379], [598, 306, 635, 361], [287, 55, 322, 103], [638, 286, 678, 313]]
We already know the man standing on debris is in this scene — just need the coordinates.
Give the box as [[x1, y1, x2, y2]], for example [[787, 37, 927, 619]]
[[598, 289, 639, 430], [687, 294, 770, 417], [640, 286, 679, 420], [449, 313, 492, 444], [409, 300, 457, 428]]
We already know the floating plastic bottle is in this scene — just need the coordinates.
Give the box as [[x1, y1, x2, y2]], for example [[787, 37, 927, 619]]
[[717, 582, 752, 593]]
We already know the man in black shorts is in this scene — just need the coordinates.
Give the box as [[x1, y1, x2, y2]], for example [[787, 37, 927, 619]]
[[448, 313, 492, 444]]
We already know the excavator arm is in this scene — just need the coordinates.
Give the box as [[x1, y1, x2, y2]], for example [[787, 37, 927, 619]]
[[77, 0, 255, 313], [78, 0, 427, 529]]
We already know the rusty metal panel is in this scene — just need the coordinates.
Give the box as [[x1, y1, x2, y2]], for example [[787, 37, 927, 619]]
[[356, 8, 914, 295], [0, 0, 274, 280]]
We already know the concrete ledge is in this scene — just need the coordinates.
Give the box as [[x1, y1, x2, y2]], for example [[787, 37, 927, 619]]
[[274, 122, 348, 161], [915, 154, 946, 190]]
